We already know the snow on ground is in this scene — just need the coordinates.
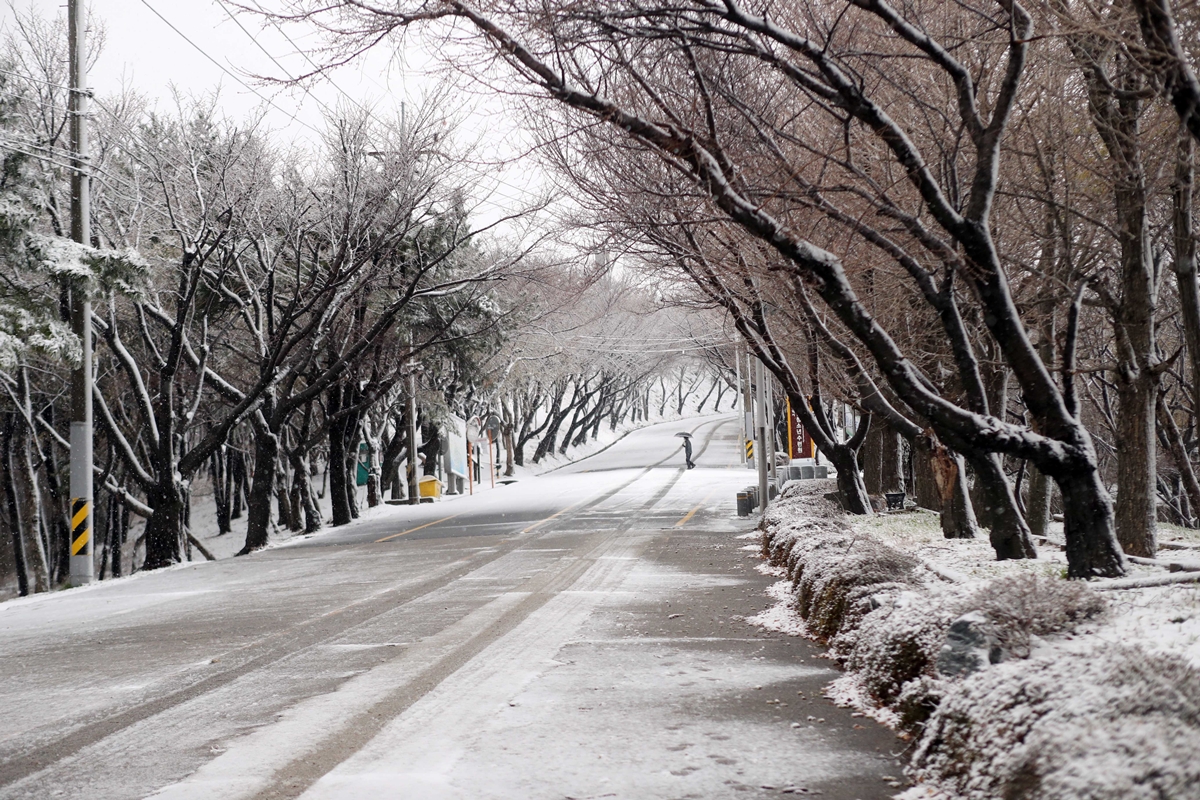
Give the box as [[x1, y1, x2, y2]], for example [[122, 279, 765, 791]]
[[104, 409, 732, 578], [758, 481, 1200, 800]]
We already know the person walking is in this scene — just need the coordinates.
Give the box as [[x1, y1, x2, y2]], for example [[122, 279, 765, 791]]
[[681, 434, 695, 469]]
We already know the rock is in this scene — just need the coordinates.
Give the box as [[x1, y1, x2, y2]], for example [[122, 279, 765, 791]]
[[937, 611, 1003, 677]]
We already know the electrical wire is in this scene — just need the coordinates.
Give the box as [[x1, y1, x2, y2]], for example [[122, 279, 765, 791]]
[[137, 0, 324, 139]]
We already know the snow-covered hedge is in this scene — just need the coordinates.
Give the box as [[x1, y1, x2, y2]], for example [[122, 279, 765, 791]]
[[760, 482, 1198, 800], [910, 647, 1200, 800]]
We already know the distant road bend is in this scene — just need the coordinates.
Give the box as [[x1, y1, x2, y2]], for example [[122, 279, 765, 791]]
[[0, 414, 902, 800]]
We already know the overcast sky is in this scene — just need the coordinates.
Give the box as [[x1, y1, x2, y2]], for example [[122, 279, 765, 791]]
[[1, 1, 551, 235]]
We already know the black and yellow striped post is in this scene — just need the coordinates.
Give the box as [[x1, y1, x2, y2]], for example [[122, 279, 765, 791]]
[[745, 439, 754, 461], [70, 498, 91, 561]]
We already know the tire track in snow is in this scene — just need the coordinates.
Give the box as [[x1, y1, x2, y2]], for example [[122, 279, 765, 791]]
[[150, 420, 730, 800]]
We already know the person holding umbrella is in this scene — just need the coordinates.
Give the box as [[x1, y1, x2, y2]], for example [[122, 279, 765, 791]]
[[676, 432, 695, 469]]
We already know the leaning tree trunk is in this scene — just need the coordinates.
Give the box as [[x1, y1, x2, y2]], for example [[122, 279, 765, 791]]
[[967, 453, 1037, 559]]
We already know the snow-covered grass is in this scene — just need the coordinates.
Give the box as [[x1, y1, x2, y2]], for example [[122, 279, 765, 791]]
[[759, 481, 1200, 800]]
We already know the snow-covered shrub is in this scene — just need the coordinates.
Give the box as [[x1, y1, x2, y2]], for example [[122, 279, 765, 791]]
[[895, 675, 946, 731], [837, 574, 1106, 720], [968, 572, 1106, 658], [760, 484, 923, 641], [910, 646, 1200, 800], [794, 536, 922, 640], [838, 587, 967, 707]]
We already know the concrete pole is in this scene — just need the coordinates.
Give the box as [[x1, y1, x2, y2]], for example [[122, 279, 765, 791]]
[[68, 0, 94, 585], [756, 358, 769, 514]]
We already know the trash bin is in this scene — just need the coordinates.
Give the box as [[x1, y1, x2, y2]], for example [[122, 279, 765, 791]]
[[418, 476, 442, 500]]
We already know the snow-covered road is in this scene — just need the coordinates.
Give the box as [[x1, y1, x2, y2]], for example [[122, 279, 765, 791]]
[[0, 414, 902, 799]]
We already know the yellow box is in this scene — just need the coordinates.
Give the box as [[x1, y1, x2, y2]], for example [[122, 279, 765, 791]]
[[418, 476, 442, 499]]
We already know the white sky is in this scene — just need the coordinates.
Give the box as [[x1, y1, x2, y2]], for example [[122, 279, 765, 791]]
[[1, 0, 553, 235]]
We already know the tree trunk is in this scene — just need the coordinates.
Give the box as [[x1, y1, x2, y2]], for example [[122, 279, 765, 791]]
[[276, 458, 301, 532], [419, 422, 441, 477], [328, 422, 351, 526], [3, 413, 30, 596], [861, 421, 884, 496], [1158, 393, 1200, 526], [1026, 464, 1054, 538], [365, 437, 381, 508], [913, 439, 942, 512], [211, 447, 231, 535], [20, 423, 50, 591], [327, 383, 359, 527], [862, 419, 902, 495], [289, 452, 323, 534], [141, 479, 185, 570], [916, 436, 980, 539], [1115, 361, 1158, 557], [1057, 468, 1127, 578], [32, 404, 69, 583], [240, 419, 279, 554], [967, 453, 1037, 559], [229, 448, 245, 520], [829, 446, 871, 515]]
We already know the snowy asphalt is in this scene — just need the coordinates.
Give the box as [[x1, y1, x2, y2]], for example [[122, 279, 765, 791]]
[[0, 414, 904, 799]]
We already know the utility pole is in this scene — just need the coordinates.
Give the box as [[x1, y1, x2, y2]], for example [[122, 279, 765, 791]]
[[755, 358, 769, 514], [68, 0, 93, 585], [766, 371, 777, 488]]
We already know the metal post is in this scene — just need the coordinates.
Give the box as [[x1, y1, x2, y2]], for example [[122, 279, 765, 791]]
[[735, 349, 745, 463], [68, 0, 93, 585], [755, 358, 769, 514], [786, 396, 794, 461]]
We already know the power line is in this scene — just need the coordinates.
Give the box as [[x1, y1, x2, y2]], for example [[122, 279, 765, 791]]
[[0, 66, 68, 91], [243, 0, 374, 118], [216, 2, 343, 125], [137, 0, 324, 139]]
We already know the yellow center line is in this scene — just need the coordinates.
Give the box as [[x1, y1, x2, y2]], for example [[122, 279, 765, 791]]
[[375, 514, 462, 543], [674, 489, 719, 528]]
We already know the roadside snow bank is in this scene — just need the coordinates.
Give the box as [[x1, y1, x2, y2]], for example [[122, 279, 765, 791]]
[[760, 481, 1200, 800]]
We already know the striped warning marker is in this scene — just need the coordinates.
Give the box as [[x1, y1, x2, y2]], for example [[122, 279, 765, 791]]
[[745, 439, 754, 460], [70, 498, 90, 556]]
